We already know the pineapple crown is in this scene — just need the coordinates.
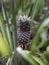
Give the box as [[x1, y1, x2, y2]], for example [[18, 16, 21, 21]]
[[17, 15, 31, 26], [17, 15, 31, 31]]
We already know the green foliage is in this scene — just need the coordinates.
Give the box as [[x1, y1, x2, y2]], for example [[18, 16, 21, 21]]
[[0, 0, 49, 65], [31, 18, 49, 53]]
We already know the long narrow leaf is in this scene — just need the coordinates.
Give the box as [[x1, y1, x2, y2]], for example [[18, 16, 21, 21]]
[[31, 18, 49, 53], [1, 0, 13, 52], [0, 14, 12, 56]]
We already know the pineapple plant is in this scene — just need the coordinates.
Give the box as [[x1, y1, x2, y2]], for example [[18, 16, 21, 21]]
[[0, 0, 49, 65]]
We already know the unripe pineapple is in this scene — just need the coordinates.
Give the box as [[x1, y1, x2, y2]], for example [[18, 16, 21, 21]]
[[17, 15, 31, 49]]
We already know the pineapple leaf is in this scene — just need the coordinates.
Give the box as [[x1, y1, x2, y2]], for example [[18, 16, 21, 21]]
[[31, 18, 49, 53]]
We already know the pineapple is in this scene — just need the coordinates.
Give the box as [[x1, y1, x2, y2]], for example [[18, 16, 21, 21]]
[[17, 15, 31, 49]]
